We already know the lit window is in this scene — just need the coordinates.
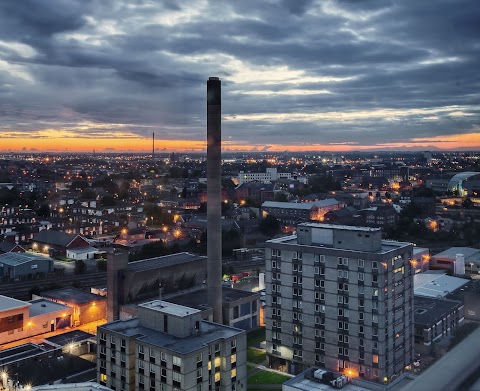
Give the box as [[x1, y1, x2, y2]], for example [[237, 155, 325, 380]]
[[231, 368, 237, 378], [214, 372, 221, 382], [373, 355, 379, 364]]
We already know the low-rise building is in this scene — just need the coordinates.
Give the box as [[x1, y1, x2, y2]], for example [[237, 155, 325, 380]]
[[0, 252, 54, 281], [97, 300, 247, 391], [413, 296, 464, 346], [34, 287, 106, 326]]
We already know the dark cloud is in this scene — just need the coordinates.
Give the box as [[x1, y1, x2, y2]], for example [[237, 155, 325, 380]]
[[0, 0, 479, 149]]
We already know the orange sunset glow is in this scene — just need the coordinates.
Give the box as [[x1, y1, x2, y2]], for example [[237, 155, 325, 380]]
[[2, 131, 480, 152]]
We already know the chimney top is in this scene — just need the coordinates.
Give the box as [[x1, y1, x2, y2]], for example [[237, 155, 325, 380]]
[[209, 77, 220, 81]]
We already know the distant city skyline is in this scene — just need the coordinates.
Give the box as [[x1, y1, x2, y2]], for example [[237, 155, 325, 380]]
[[0, 0, 479, 152]]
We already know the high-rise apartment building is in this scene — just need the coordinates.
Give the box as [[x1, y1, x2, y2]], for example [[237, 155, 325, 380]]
[[97, 300, 246, 391], [264, 223, 414, 383]]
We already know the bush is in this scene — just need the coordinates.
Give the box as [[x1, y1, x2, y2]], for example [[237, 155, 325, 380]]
[[74, 259, 87, 275]]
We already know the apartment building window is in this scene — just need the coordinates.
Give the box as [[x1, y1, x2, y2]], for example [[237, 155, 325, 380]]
[[138, 375, 144, 388], [358, 259, 364, 268], [293, 312, 302, 321], [272, 284, 281, 293], [139, 360, 145, 372], [293, 288, 302, 296], [338, 334, 349, 343], [358, 272, 364, 281], [338, 347, 349, 356], [338, 308, 349, 317], [315, 316, 325, 326], [139, 345, 144, 355], [121, 339, 126, 348], [373, 328, 378, 337], [338, 270, 348, 279], [272, 331, 281, 341], [315, 329, 325, 338], [293, 263, 303, 272], [293, 300, 302, 309], [338, 282, 349, 292], [372, 274, 378, 283], [315, 304, 325, 313], [373, 289, 379, 297], [273, 308, 281, 316], [315, 254, 325, 263], [372, 301, 378, 310], [315, 279, 325, 288], [293, 251, 302, 260], [359, 325, 364, 334], [293, 336, 303, 345], [272, 296, 282, 305], [359, 338, 364, 347], [372, 314, 378, 324], [100, 332, 106, 341], [315, 292, 325, 301], [271, 260, 279, 269], [293, 276, 303, 284], [359, 312, 364, 321], [273, 272, 281, 282], [111, 335, 116, 347], [372, 261, 378, 269], [293, 349, 302, 358], [373, 355, 379, 364], [338, 296, 349, 305], [197, 353, 203, 363], [272, 249, 281, 257], [272, 319, 281, 328], [338, 257, 348, 266], [338, 321, 349, 330], [359, 298, 364, 308]]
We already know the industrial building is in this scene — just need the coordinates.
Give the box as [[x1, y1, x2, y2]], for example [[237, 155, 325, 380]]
[[97, 300, 247, 391], [261, 199, 342, 225], [264, 222, 415, 384], [34, 287, 106, 326], [0, 252, 54, 281], [0, 295, 72, 345]]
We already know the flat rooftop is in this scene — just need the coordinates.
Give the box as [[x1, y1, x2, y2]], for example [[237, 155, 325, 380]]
[[127, 252, 206, 273], [167, 287, 259, 310], [267, 235, 411, 254], [139, 300, 202, 317], [298, 222, 381, 232], [100, 317, 243, 355], [414, 272, 468, 298], [414, 295, 462, 327], [32, 383, 111, 391], [45, 330, 95, 347], [0, 343, 45, 364], [41, 287, 106, 305], [0, 295, 30, 312], [29, 299, 70, 317]]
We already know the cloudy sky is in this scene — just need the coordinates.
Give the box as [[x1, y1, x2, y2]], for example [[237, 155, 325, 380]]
[[0, 0, 479, 152]]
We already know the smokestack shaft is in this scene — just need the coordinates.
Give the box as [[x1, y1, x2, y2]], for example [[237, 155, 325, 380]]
[[207, 77, 223, 323]]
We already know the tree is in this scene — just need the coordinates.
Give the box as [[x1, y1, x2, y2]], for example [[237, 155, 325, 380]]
[[97, 259, 107, 271], [274, 192, 289, 202], [74, 259, 87, 275], [308, 175, 341, 193], [100, 194, 116, 206], [259, 215, 281, 237], [37, 203, 51, 218]]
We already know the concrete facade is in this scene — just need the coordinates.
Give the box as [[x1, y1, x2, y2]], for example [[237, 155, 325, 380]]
[[264, 222, 414, 384], [98, 300, 247, 391]]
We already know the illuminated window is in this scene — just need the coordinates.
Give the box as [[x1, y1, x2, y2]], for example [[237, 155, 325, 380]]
[[373, 355, 379, 364], [231, 354, 236, 364], [214, 372, 221, 382], [214, 357, 221, 368], [231, 368, 237, 378], [100, 374, 107, 382], [208, 361, 212, 370]]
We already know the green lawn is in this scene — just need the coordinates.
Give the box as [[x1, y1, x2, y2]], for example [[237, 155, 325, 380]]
[[247, 327, 266, 347], [247, 347, 266, 364], [247, 370, 290, 385]]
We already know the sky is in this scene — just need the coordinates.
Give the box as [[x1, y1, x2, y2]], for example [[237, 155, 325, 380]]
[[0, 0, 479, 153]]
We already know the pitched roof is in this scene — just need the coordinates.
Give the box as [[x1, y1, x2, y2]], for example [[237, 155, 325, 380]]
[[33, 229, 83, 247]]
